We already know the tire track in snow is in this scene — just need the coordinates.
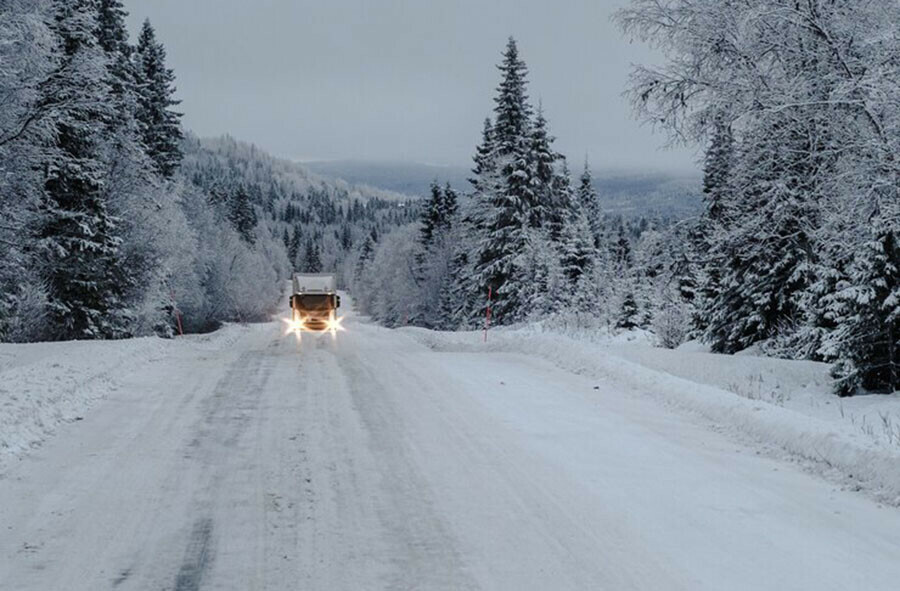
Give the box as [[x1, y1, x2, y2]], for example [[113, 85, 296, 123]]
[[337, 340, 479, 590], [173, 518, 215, 591], [164, 346, 270, 589]]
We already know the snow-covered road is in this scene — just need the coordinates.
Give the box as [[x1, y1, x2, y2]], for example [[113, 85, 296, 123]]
[[2, 312, 899, 590]]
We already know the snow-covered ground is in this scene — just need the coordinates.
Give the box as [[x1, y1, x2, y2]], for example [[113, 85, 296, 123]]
[[0, 325, 248, 474], [2, 305, 900, 589], [405, 325, 900, 506]]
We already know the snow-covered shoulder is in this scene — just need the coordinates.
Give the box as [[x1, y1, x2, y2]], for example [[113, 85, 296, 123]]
[[400, 325, 900, 506], [0, 323, 259, 474]]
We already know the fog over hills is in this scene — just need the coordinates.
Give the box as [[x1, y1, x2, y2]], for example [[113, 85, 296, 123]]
[[303, 160, 472, 199], [303, 160, 703, 220]]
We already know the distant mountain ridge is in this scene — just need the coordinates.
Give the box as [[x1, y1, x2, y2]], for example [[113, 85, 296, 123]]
[[302, 159, 702, 219], [303, 160, 471, 198], [592, 171, 703, 220], [191, 138, 413, 203]]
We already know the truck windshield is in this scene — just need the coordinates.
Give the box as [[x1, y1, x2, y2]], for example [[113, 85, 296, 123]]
[[296, 295, 333, 310]]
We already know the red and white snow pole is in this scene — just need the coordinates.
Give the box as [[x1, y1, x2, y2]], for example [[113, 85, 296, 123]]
[[483, 286, 492, 343]]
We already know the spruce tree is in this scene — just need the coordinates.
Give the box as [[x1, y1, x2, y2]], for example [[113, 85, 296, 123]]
[[134, 19, 182, 178], [611, 224, 633, 269], [469, 37, 536, 324], [617, 291, 639, 331], [465, 118, 500, 249], [440, 183, 458, 226], [96, 0, 138, 95], [530, 105, 562, 234], [705, 120, 816, 354], [702, 114, 734, 224], [302, 238, 321, 273], [492, 38, 532, 154], [692, 115, 733, 334], [96, 0, 129, 54], [355, 235, 374, 283], [827, 219, 900, 396], [578, 158, 603, 247], [38, 0, 131, 340], [340, 224, 353, 251], [96, 0, 137, 115], [310, 243, 322, 273], [559, 205, 595, 287], [288, 226, 302, 268], [228, 186, 258, 244], [469, 119, 497, 196], [420, 180, 444, 248]]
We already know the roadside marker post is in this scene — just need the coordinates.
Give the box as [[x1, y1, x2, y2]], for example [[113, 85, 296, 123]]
[[170, 291, 184, 337]]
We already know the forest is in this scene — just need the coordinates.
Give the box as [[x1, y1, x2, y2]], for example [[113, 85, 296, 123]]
[[355, 2, 900, 398], [2, 0, 897, 397], [0, 0, 414, 339]]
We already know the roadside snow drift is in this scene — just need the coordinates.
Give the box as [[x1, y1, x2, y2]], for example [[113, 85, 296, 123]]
[[402, 326, 900, 506], [0, 325, 248, 473]]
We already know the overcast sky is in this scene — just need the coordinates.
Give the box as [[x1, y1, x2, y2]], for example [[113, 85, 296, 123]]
[[125, 0, 697, 173]]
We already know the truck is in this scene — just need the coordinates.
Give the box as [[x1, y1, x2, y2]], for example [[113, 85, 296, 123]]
[[289, 273, 341, 331]]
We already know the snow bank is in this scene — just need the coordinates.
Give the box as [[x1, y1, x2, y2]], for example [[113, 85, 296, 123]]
[[0, 323, 253, 473], [401, 326, 900, 505]]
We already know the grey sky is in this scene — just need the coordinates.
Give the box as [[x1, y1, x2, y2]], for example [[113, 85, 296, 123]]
[[125, 0, 697, 173]]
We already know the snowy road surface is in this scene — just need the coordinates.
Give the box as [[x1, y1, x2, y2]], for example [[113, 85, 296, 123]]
[[2, 312, 900, 590]]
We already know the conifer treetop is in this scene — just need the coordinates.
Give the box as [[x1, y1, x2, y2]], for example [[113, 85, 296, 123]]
[[493, 36, 532, 155]]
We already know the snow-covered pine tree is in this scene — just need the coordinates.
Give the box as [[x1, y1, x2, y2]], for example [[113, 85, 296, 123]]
[[518, 228, 564, 318], [578, 158, 603, 248], [443, 239, 475, 329], [702, 114, 733, 224], [558, 203, 596, 313], [492, 38, 532, 158], [435, 227, 467, 331], [288, 225, 302, 268], [469, 119, 496, 194], [826, 217, 900, 396], [134, 19, 182, 178], [340, 224, 353, 251], [559, 205, 595, 286], [411, 179, 461, 328], [228, 185, 258, 244], [420, 180, 444, 248], [691, 114, 733, 335], [611, 224, 633, 270], [302, 238, 322, 273], [354, 234, 374, 281], [529, 104, 562, 236], [96, 0, 129, 53], [548, 153, 576, 245], [705, 119, 816, 354], [37, 0, 131, 340], [96, 0, 137, 123], [616, 291, 639, 331], [469, 37, 536, 325], [439, 183, 458, 228], [455, 118, 498, 325]]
